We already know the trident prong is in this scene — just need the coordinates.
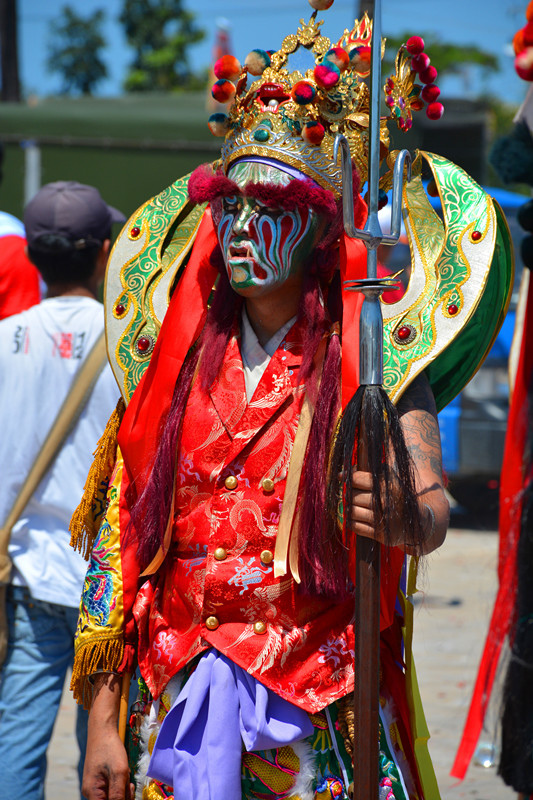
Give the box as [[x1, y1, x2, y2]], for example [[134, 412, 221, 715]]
[[333, 134, 412, 251], [332, 135, 413, 385]]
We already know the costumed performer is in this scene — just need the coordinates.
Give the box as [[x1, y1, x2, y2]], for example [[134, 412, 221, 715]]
[[453, 4, 533, 796], [70, 3, 514, 799]]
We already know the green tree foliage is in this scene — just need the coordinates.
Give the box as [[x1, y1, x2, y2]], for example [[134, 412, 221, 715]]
[[119, 0, 205, 92], [47, 6, 107, 96]]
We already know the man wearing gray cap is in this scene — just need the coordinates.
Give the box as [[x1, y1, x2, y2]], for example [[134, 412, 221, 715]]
[[0, 182, 125, 800]]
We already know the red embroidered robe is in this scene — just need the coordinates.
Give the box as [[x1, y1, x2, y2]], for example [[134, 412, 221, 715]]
[[74, 320, 404, 713]]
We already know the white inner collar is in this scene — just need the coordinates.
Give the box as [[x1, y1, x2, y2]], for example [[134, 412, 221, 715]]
[[240, 308, 296, 402]]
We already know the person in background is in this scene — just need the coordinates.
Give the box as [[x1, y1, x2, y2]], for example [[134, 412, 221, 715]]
[[0, 181, 125, 800], [0, 142, 41, 317]]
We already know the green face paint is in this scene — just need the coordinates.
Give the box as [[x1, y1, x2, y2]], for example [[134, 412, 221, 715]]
[[217, 161, 323, 298]]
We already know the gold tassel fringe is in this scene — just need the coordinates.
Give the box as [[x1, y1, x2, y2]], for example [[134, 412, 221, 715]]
[[70, 635, 125, 709], [337, 692, 355, 759], [70, 397, 126, 560]]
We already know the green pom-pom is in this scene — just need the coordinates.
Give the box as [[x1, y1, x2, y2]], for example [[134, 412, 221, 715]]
[[518, 199, 533, 232], [490, 122, 533, 185], [521, 233, 533, 269]]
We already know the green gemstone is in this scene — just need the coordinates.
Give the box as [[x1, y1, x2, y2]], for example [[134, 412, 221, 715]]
[[254, 128, 270, 142]]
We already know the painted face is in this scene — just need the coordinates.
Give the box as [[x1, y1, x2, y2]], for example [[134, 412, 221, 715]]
[[217, 161, 324, 298]]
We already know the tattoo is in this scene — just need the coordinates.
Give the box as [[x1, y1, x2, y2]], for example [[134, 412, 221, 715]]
[[397, 372, 444, 482]]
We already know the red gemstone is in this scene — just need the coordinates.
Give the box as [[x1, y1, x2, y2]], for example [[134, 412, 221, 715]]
[[115, 303, 125, 316], [131, 226, 140, 237], [471, 230, 482, 241], [137, 336, 152, 352], [397, 326, 412, 340], [448, 304, 459, 315]]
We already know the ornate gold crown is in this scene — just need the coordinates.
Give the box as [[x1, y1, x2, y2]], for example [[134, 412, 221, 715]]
[[208, 10, 443, 197]]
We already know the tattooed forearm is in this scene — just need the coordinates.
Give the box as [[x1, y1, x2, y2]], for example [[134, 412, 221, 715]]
[[397, 373, 444, 482]]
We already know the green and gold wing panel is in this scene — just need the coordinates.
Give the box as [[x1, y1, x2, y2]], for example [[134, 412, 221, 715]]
[[105, 173, 208, 403], [382, 151, 514, 411]]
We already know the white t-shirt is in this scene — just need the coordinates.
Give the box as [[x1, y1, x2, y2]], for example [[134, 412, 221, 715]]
[[0, 296, 119, 607]]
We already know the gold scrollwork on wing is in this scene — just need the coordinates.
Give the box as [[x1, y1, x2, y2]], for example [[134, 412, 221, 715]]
[[381, 152, 513, 411], [105, 174, 207, 402]]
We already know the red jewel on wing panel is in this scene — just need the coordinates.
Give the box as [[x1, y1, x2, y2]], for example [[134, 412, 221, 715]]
[[136, 335, 155, 355]]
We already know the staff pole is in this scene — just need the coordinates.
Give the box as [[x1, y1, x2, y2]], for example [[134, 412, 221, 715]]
[[333, 0, 412, 794]]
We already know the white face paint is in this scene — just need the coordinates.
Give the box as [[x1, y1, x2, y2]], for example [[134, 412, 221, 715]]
[[217, 161, 324, 298]]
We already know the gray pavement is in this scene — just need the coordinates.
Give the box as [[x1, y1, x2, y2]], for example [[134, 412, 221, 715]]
[[44, 527, 517, 799]]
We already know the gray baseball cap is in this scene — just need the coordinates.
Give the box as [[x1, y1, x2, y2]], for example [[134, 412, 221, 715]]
[[24, 181, 126, 251]]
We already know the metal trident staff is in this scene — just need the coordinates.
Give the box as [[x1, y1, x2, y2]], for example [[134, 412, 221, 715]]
[[333, 0, 412, 795]]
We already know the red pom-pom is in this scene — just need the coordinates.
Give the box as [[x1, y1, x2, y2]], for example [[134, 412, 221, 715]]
[[427, 179, 439, 197], [291, 80, 317, 105], [515, 48, 533, 81], [514, 29, 526, 56], [421, 83, 440, 103], [302, 120, 325, 145], [214, 55, 241, 82], [527, 0, 533, 22], [419, 65, 438, 84], [211, 79, 236, 103], [411, 52, 430, 73], [325, 47, 350, 71], [349, 45, 371, 74], [524, 21, 533, 47], [426, 101, 444, 120], [406, 36, 424, 55], [314, 61, 340, 89], [308, 0, 334, 9]]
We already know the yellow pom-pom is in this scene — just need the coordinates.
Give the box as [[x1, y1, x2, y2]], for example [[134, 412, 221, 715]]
[[245, 49, 271, 77]]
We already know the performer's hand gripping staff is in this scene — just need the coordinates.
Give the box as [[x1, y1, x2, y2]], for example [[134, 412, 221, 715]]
[[330, 0, 425, 795]]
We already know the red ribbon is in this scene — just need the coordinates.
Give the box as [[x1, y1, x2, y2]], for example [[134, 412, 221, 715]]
[[118, 208, 219, 489], [451, 275, 533, 779]]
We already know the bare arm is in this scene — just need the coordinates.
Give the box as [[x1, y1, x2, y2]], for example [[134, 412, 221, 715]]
[[82, 673, 134, 800], [349, 373, 449, 554]]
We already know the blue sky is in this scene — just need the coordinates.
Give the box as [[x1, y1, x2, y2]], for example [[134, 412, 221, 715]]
[[18, 0, 529, 107]]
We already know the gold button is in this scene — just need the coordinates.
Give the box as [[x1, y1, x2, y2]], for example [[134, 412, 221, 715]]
[[253, 620, 267, 635], [262, 478, 275, 493], [224, 475, 238, 490], [214, 547, 227, 561], [205, 615, 219, 630], [260, 550, 273, 564]]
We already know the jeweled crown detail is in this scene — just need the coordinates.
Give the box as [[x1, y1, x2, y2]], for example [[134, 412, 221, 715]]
[[208, 5, 443, 198]]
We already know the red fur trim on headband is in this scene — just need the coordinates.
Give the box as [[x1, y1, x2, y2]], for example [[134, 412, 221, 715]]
[[245, 180, 337, 219], [188, 165, 239, 204], [188, 162, 363, 227]]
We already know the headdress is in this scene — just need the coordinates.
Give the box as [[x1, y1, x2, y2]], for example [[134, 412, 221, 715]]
[[207, 4, 443, 197]]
